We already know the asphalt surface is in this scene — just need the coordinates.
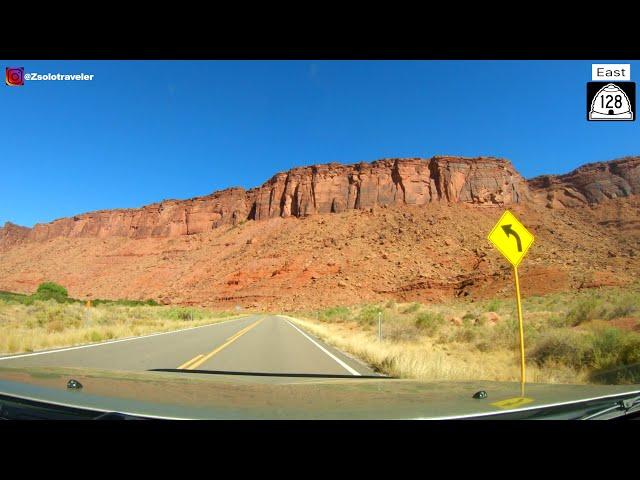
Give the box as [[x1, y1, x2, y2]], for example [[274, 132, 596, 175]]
[[0, 315, 376, 376]]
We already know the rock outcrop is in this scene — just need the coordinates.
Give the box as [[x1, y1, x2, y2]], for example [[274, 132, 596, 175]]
[[248, 156, 527, 221], [0, 156, 529, 247], [528, 156, 640, 208], [0, 222, 30, 248]]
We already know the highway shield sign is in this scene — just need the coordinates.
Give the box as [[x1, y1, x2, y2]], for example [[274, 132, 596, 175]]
[[487, 210, 534, 267]]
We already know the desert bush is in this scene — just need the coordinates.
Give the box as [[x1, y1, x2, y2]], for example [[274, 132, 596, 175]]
[[357, 305, 383, 326], [548, 314, 570, 328], [462, 312, 477, 327], [589, 333, 640, 384], [484, 299, 501, 313], [165, 308, 200, 321], [92, 298, 159, 307], [566, 296, 604, 326], [34, 282, 69, 302], [591, 328, 624, 368], [317, 306, 351, 322], [528, 330, 591, 370], [0, 291, 34, 305], [402, 302, 421, 314], [606, 294, 639, 320], [383, 323, 420, 342], [414, 311, 445, 336], [453, 327, 477, 343]]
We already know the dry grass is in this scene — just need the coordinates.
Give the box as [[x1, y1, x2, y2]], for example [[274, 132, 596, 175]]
[[289, 284, 640, 385], [284, 315, 579, 384], [0, 299, 245, 355]]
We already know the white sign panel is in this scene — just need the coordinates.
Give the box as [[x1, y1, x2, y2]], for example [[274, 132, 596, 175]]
[[592, 64, 631, 81]]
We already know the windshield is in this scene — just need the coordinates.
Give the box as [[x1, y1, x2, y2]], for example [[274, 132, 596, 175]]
[[0, 59, 639, 419]]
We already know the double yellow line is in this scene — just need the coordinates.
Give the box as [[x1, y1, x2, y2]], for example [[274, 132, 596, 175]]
[[178, 318, 263, 370]]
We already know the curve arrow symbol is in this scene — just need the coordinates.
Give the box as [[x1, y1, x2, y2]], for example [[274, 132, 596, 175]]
[[501, 224, 522, 252]]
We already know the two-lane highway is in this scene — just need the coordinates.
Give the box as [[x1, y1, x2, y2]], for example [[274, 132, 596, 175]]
[[0, 315, 375, 376]]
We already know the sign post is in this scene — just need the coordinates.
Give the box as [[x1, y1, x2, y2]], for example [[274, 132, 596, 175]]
[[487, 210, 534, 396]]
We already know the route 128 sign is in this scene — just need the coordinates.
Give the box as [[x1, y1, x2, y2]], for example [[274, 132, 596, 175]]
[[587, 82, 635, 121]]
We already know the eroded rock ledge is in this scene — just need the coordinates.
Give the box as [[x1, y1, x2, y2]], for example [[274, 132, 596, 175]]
[[4, 155, 636, 246]]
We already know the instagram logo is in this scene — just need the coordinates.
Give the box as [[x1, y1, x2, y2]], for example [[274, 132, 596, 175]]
[[5, 67, 24, 86]]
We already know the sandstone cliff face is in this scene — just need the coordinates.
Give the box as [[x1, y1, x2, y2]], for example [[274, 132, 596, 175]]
[[0, 222, 30, 248], [248, 156, 527, 221], [528, 156, 640, 208], [24, 187, 251, 243], [0, 156, 529, 248]]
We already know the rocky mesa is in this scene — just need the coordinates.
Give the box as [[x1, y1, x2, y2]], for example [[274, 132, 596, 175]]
[[0, 155, 638, 310], [0, 156, 529, 247]]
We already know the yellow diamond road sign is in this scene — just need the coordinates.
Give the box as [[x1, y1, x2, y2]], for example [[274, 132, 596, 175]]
[[487, 210, 534, 267]]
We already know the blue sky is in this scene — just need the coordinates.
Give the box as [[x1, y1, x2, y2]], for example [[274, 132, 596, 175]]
[[2, 60, 639, 227]]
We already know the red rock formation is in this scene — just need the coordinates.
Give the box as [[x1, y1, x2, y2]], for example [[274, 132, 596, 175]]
[[248, 157, 528, 221], [0, 222, 30, 248], [21, 187, 251, 244], [528, 156, 640, 208], [0, 156, 530, 248]]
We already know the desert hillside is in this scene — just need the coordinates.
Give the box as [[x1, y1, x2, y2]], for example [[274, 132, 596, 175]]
[[0, 156, 638, 311]]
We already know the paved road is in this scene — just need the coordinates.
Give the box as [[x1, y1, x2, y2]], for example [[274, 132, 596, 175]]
[[0, 315, 376, 376]]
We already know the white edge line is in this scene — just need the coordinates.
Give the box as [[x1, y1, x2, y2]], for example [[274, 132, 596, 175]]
[[281, 317, 361, 376], [0, 315, 251, 361]]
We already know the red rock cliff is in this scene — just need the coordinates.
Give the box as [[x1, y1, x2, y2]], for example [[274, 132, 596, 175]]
[[0, 156, 530, 247], [528, 156, 640, 208]]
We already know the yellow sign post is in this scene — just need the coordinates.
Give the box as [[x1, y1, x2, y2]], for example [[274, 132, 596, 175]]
[[487, 210, 534, 396]]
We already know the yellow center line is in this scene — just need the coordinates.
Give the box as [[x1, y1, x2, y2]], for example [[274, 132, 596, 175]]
[[177, 354, 204, 370], [186, 318, 263, 370], [225, 321, 260, 342]]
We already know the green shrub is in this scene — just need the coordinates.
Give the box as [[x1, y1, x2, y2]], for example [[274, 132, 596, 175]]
[[415, 311, 445, 336], [566, 297, 603, 326], [0, 291, 33, 305], [620, 335, 640, 365], [90, 330, 103, 342], [92, 298, 159, 307], [402, 302, 421, 314], [318, 306, 351, 322], [462, 312, 477, 327], [484, 299, 501, 313], [548, 315, 570, 328], [34, 282, 68, 302], [453, 327, 477, 343], [357, 305, 383, 326], [589, 333, 640, 384], [165, 308, 203, 321], [591, 328, 624, 368], [529, 330, 591, 369], [606, 294, 638, 320]]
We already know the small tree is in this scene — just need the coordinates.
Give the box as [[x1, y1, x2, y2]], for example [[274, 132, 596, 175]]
[[35, 282, 68, 302]]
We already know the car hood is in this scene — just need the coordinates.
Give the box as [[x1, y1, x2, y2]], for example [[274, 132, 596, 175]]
[[0, 365, 638, 419]]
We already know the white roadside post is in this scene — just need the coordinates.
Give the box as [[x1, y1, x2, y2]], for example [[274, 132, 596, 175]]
[[378, 311, 382, 341]]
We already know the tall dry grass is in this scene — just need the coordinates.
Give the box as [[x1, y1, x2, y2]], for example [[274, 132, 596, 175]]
[[283, 315, 578, 383], [286, 284, 640, 384], [0, 299, 244, 355]]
